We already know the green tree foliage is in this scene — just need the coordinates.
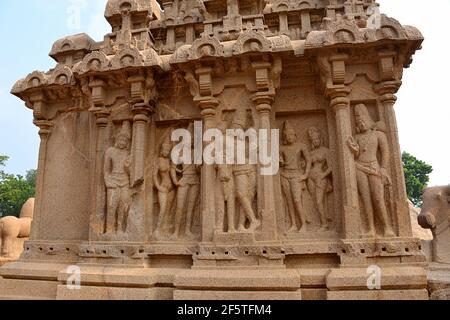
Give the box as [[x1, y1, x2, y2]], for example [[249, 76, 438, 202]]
[[0, 156, 36, 217], [402, 152, 433, 206]]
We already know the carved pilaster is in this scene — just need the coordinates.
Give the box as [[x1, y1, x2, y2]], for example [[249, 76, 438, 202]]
[[131, 102, 154, 188], [374, 80, 412, 238], [88, 78, 110, 238], [252, 92, 278, 242], [128, 73, 156, 188], [30, 119, 53, 240], [319, 52, 361, 239], [197, 97, 219, 243], [279, 12, 289, 35], [327, 85, 361, 239]]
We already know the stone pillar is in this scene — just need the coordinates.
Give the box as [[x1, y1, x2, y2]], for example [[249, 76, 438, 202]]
[[300, 11, 312, 37], [252, 92, 278, 241], [128, 73, 155, 188], [375, 80, 412, 238], [326, 85, 361, 239], [279, 12, 289, 35], [30, 119, 53, 239], [186, 24, 195, 44], [166, 27, 175, 49], [197, 97, 219, 243], [131, 102, 153, 188], [87, 79, 110, 238], [89, 108, 110, 237]]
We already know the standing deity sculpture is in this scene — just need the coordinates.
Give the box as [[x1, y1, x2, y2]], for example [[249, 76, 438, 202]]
[[153, 136, 176, 240], [215, 121, 236, 234], [347, 104, 396, 237], [231, 109, 260, 232], [104, 121, 132, 234], [280, 121, 311, 233], [307, 127, 333, 231], [171, 123, 201, 240]]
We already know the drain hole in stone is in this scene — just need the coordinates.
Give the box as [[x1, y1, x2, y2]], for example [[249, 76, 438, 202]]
[[360, 249, 365, 254], [382, 247, 387, 252], [405, 248, 410, 252]]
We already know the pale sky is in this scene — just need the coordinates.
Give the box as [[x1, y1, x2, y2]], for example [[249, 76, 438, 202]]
[[0, 0, 448, 186]]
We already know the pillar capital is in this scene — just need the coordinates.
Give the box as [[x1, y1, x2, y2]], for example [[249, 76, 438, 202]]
[[88, 78, 107, 107], [132, 102, 154, 123], [29, 92, 47, 120], [252, 92, 275, 114], [326, 85, 351, 112], [33, 120, 53, 138], [374, 80, 402, 100], [195, 96, 219, 119]]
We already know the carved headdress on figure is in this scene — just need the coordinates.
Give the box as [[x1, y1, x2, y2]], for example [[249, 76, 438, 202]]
[[354, 103, 387, 133], [117, 121, 132, 141], [282, 120, 297, 145]]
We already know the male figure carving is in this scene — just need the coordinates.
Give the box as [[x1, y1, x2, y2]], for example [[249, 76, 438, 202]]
[[171, 123, 200, 240], [307, 126, 333, 231], [280, 121, 311, 233], [348, 104, 395, 237], [216, 122, 236, 233], [104, 121, 132, 234], [231, 110, 260, 232], [153, 137, 176, 240]]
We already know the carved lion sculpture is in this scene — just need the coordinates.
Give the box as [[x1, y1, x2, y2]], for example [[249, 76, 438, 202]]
[[418, 186, 450, 264], [0, 198, 34, 259]]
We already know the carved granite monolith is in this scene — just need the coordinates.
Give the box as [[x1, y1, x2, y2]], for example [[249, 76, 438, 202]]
[[1, 0, 429, 300]]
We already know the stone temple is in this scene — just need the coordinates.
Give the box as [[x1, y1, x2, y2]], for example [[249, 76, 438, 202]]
[[0, 0, 428, 300]]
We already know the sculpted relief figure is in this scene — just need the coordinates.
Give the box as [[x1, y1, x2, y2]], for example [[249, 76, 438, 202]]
[[232, 110, 261, 233], [171, 123, 201, 240], [104, 121, 132, 235], [216, 122, 236, 234], [307, 127, 333, 231], [280, 121, 311, 233], [153, 137, 176, 241], [347, 104, 396, 238]]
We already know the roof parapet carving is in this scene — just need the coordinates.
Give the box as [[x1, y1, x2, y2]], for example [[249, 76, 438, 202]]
[[305, 14, 424, 49], [73, 51, 111, 75], [233, 30, 272, 55], [264, 0, 316, 13], [105, 0, 161, 22], [11, 0, 424, 97], [49, 34, 96, 64]]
